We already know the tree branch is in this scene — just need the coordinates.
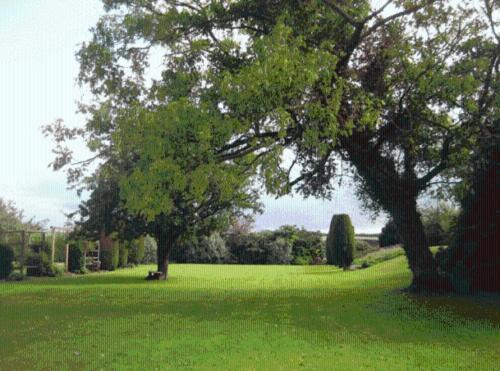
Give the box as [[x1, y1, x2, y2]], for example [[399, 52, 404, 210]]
[[362, 0, 438, 38], [417, 136, 452, 187], [322, 0, 362, 27]]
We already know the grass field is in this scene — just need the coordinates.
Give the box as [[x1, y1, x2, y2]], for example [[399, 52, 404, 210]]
[[1, 256, 499, 370]]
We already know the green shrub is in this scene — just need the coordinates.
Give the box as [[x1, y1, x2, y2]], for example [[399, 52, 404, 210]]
[[421, 203, 459, 246], [119, 241, 129, 268], [26, 252, 54, 276], [379, 219, 402, 247], [266, 237, 293, 264], [276, 226, 324, 264], [100, 237, 120, 270], [128, 237, 145, 265], [225, 226, 318, 265], [0, 244, 15, 279], [199, 233, 229, 263], [7, 271, 25, 281], [354, 239, 378, 258], [68, 241, 85, 273], [292, 255, 311, 265], [326, 214, 355, 268], [50, 264, 64, 277], [143, 235, 157, 264]]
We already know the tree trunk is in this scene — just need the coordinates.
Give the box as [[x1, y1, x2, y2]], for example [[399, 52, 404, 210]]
[[155, 231, 173, 280], [437, 145, 500, 293], [342, 134, 451, 292], [390, 198, 452, 293]]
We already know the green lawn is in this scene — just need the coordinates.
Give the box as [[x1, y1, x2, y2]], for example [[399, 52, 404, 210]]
[[1, 257, 499, 370]]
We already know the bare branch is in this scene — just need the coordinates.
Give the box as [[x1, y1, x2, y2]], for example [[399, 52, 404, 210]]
[[362, 0, 438, 38], [417, 136, 452, 187], [364, 0, 394, 22], [322, 0, 362, 27]]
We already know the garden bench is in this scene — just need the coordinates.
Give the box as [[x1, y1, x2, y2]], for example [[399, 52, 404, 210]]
[[146, 271, 163, 280]]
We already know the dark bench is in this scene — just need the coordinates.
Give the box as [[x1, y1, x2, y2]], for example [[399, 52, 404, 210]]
[[146, 271, 163, 280]]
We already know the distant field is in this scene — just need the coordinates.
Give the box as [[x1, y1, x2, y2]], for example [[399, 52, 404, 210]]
[[1, 258, 499, 370]]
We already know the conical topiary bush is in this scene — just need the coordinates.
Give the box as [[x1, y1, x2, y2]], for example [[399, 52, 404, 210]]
[[326, 214, 355, 268]]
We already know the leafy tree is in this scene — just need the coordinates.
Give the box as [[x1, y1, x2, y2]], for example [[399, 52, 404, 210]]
[[44, 0, 498, 291], [0, 198, 45, 232], [0, 199, 24, 231]]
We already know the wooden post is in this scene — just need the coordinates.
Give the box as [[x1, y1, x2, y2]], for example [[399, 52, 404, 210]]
[[65, 244, 69, 273], [51, 228, 56, 264], [20, 230, 26, 275]]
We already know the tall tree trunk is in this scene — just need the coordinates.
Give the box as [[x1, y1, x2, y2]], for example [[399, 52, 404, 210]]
[[437, 145, 500, 293], [155, 232, 173, 280], [342, 134, 451, 292], [389, 197, 452, 292]]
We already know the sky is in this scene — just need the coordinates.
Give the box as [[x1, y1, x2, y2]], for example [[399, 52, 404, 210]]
[[0, 0, 387, 233]]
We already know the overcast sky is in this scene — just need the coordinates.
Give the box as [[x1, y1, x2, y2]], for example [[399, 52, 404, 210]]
[[0, 0, 388, 233]]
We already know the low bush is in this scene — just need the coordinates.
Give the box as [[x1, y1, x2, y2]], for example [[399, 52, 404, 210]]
[[25, 252, 54, 276], [225, 225, 322, 265], [354, 239, 378, 258], [6, 271, 25, 281], [276, 226, 324, 264], [0, 244, 15, 279]]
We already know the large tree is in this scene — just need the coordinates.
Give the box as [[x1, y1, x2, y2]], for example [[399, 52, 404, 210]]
[[46, 0, 498, 290]]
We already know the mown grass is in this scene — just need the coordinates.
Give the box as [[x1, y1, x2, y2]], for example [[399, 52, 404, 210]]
[[0, 256, 499, 370]]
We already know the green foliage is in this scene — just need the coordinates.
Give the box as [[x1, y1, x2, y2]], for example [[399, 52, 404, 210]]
[[0, 244, 14, 279], [142, 235, 157, 264], [119, 241, 129, 267], [420, 203, 459, 246], [379, 220, 401, 247], [100, 239, 120, 271], [128, 237, 145, 265], [25, 251, 59, 277], [198, 233, 229, 264], [353, 246, 406, 268], [353, 239, 378, 258], [6, 271, 25, 281], [224, 225, 323, 265], [274, 225, 324, 265], [50, 233, 69, 262], [226, 231, 293, 264], [0, 198, 24, 231], [326, 214, 354, 268], [46, 0, 498, 289], [68, 241, 86, 274]]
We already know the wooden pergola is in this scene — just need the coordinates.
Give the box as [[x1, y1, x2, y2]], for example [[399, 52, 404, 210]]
[[0, 227, 71, 273]]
